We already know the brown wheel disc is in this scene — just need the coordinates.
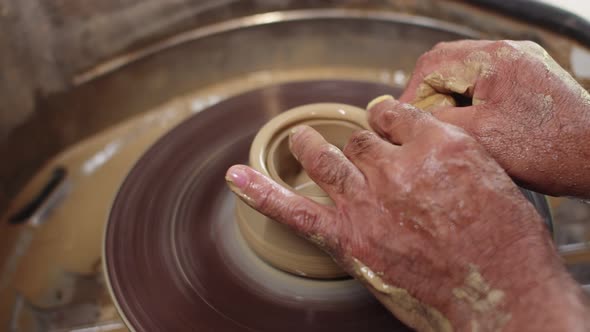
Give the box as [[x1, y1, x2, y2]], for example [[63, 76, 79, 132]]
[[104, 80, 411, 331]]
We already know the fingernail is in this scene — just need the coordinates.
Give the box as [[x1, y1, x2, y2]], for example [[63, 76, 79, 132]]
[[226, 166, 249, 191], [366, 95, 394, 110], [290, 125, 304, 137]]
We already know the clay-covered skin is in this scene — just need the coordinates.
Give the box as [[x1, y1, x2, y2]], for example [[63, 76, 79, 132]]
[[226, 101, 590, 331], [397, 40, 590, 198], [225, 40, 590, 331]]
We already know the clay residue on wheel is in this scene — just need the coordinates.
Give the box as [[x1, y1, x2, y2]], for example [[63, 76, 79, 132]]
[[238, 103, 371, 279]]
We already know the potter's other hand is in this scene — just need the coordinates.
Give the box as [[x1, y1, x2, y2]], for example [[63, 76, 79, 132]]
[[226, 107, 589, 332], [389, 40, 590, 198]]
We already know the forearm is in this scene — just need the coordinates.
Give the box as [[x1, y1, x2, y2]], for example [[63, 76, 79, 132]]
[[445, 212, 590, 332], [360, 241, 590, 332], [373, 200, 590, 332], [504, 271, 590, 332], [469, 240, 590, 332]]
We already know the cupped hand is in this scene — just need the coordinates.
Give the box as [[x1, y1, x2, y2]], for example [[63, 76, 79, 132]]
[[226, 100, 586, 331], [396, 40, 590, 198]]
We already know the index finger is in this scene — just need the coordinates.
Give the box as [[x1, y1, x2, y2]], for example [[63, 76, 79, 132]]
[[226, 165, 339, 246]]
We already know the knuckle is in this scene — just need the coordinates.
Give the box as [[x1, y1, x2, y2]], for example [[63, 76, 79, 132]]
[[494, 40, 516, 49], [288, 204, 321, 233], [310, 145, 350, 192], [431, 125, 477, 152], [432, 41, 450, 50], [417, 42, 460, 67], [312, 145, 339, 170], [491, 40, 520, 57], [415, 48, 440, 67], [495, 40, 545, 57], [393, 103, 431, 126], [521, 40, 544, 51], [345, 130, 376, 156], [378, 107, 400, 126], [447, 127, 473, 144], [427, 121, 468, 141], [375, 104, 400, 124], [377, 104, 434, 140], [256, 185, 280, 215]]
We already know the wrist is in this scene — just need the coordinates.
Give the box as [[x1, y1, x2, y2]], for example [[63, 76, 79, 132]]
[[446, 214, 589, 332], [507, 274, 590, 332], [441, 200, 557, 330]]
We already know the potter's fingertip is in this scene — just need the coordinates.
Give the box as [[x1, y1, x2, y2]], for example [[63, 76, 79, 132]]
[[366, 95, 395, 111], [226, 165, 250, 190], [289, 125, 306, 137], [288, 125, 307, 151]]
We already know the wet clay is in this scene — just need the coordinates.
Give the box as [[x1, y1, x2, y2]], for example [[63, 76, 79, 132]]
[[267, 119, 361, 197], [352, 258, 453, 332], [416, 51, 493, 103], [237, 103, 370, 279], [370, 93, 455, 113], [452, 265, 511, 332]]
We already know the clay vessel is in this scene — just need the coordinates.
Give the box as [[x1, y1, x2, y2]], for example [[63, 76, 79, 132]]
[[236, 103, 369, 279]]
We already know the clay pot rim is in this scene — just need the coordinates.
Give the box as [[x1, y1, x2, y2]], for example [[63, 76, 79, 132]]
[[249, 103, 370, 196]]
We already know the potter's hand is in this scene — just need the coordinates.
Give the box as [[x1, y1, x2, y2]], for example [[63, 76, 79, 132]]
[[226, 103, 589, 332], [394, 40, 590, 198]]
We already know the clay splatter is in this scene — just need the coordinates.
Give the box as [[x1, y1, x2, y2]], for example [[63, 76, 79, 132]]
[[352, 258, 453, 332], [452, 265, 511, 332]]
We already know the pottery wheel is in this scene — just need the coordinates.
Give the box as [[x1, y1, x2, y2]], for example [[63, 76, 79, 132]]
[[105, 80, 413, 331]]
